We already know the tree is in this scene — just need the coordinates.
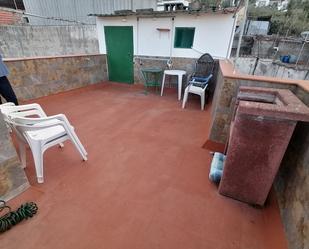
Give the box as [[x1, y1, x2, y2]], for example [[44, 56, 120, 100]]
[[247, 0, 309, 36]]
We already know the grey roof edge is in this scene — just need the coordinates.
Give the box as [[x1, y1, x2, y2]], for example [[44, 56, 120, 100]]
[[88, 8, 238, 18]]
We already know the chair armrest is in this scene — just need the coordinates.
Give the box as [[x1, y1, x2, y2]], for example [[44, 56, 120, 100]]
[[9, 114, 76, 141], [0, 102, 15, 107], [9, 113, 70, 127], [1, 103, 47, 118]]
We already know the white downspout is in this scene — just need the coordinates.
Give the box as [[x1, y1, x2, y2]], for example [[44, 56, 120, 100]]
[[169, 17, 175, 61], [226, 15, 237, 59]]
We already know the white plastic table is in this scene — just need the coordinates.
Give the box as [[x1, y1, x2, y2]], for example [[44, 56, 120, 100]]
[[160, 70, 186, 101]]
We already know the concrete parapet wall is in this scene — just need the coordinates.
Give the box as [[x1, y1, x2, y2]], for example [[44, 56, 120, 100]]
[[0, 113, 29, 201], [0, 25, 99, 58], [232, 35, 309, 63], [234, 57, 309, 81], [4, 54, 107, 101], [210, 60, 309, 249], [276, 86, 309, 249], [209, 68, 297, 143]]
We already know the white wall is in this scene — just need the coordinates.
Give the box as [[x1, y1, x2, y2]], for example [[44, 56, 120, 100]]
[[138, 17, 173, 57], [96, 13, 236, 59], [97, 16, 138, 55]]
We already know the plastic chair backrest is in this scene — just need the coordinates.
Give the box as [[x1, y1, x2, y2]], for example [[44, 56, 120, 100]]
[[193, 53, 215, 78], [0, 104, 47, 143], [1, 107, 27, 143]]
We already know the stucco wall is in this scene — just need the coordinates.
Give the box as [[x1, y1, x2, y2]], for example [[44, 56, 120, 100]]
[[3, 54, 107, 101], [96, 13, 235, 59], [0, 25, 99, 58], [209, 61, 309, 249]]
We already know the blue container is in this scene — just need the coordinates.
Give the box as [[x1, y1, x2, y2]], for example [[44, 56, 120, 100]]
[[280, 55, 290, 63]]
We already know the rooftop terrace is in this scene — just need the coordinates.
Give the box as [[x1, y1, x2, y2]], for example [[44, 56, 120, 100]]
[[2, 82, 288, 249]]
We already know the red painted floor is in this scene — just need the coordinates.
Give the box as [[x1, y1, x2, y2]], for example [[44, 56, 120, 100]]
[[3, 83, 287, 249]]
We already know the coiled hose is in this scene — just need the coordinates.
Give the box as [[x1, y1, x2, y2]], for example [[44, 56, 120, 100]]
[[0, 200, 38, 233]]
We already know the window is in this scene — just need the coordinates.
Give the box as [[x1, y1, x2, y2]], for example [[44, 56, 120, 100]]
[[174, 27, 195, 49]]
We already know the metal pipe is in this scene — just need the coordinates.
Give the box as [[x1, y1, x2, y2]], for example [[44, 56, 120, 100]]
[[134, 57, 170, 62], [136, 17, 139, 57], [12, 0, 18, 9], [226, 14, 237, 59], [169, 17, 175, 60], [235, 0, 248, 59], [296, 33, 309, 66]]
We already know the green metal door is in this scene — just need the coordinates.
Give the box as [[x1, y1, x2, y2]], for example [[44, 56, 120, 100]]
[[104, 26, 134, 84]]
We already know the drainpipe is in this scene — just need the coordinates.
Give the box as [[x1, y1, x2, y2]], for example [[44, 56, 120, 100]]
[[13, 0, 18, 9], [226, 15, 237, 59], [136, 17, 139, 58], [169, 17, 175, 63], [235, 0, 249, 68]]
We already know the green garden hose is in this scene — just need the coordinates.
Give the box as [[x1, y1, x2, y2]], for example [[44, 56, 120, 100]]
[[0, 200, 38, 233]]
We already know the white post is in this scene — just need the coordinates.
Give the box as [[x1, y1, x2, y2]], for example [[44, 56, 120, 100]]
[[235, 0, 249, 62]]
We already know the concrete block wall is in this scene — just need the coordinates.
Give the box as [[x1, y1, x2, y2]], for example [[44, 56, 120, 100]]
[[0, 25, 99, 58], [209, 61, 309, 249], [4, 54, 107, 101]]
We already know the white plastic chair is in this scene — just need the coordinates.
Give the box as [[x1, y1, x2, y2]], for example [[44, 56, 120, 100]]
[[1, 103, 35, 166], [182, 74, 213, 111], [0, 103, 64, 168], [1, 104, 87, 183]]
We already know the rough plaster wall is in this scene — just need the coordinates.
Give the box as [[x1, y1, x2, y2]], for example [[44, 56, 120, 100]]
[[0, 25, 99, 58], [276, 87, 309, 249], [234, 57, 309, 81], [276, 121, 309, 249], [4, 55, 107, 101], [0, 113, 29, 201], [209, 67, 309, 249]]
